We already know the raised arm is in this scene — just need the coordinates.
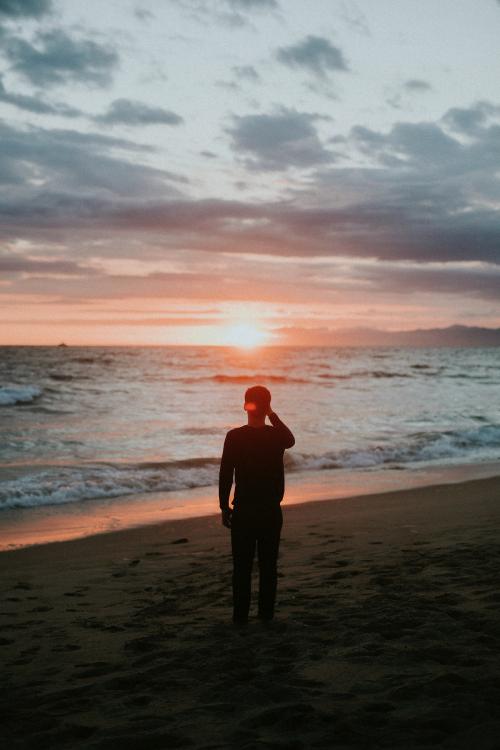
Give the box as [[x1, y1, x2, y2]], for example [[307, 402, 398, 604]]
[[268, 410, 295, 449], [219, 431, 235, 521]]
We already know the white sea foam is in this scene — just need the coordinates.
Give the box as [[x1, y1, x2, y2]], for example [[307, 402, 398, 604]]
[[0, 385, 43, 406], [2, 424, 499, 510], [287, 425, 500, 472], [0, 460, 220, 510]]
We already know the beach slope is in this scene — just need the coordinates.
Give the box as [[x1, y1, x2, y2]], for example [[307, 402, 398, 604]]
[[2, 476, 500, 749]]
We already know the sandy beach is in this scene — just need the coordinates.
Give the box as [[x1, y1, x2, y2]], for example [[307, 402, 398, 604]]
[[2, 475, 500, 750]]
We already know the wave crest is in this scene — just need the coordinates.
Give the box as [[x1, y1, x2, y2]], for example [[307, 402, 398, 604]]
[[0, 385, 43, 407], [2, 424, 499, 511]]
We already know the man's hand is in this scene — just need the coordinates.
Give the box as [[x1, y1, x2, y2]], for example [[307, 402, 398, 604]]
[[221, 508, 232, 529], [265, 404, 274, 418]]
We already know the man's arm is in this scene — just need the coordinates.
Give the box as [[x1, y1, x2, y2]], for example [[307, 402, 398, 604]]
[[268, 410, 295, 449], [219, 432, 235, 524]]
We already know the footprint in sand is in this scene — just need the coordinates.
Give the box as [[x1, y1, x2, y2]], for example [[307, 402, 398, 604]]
[[8, 656, 36, 666], [74, 661, 118, 678], [124, 636, 160, 654], [76, 617, 125, 632], [242, 702, 316, 731], [124, 694, 152, 707], [481, 591, 500, 603]]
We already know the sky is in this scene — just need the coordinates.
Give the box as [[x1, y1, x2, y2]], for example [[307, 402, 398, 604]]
[[1, 0, 500, 346]]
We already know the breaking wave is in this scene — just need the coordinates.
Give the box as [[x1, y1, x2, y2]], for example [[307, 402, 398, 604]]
[[2, 424, 499, 510], [0, 385, 43, 407], [286, 424, 500, 471]]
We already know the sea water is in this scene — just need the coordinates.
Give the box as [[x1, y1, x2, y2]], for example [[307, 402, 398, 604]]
[[0, 345, 499, 513]]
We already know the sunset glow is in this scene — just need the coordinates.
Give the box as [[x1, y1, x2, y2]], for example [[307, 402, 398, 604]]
[[0, 1, 499, 345], [220, 323, 271, 349]]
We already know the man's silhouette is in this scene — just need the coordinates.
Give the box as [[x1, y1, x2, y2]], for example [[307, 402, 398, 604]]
[[219, 386, 295, 625]]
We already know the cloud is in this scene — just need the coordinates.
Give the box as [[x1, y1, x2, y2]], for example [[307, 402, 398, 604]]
[[232, 64, 260, 82], [276, 35, 348, 78], [0, 74, 82, 116], [0, 120, 186, 208], [0, 255, 97, 275], [7, 316, 222, 327], [93, 102, 500, 267], [349, 121, 460, 166], [226, 107, 334, 170], [94, 99, 184, 127], [404, 79, 432, 93], [339, 2, 370, 36], [442, 100, 500, 136], [215, 79, 239, 92], [226, 0, 278, 9], [134, 7, 154, 22], [2, 101, 500, 312], [171, 0, 277, 29], [355, 260, 500, 301], [386, 80, 433, 109], [4, 29, 119, 87], [0, 0, 51, 17]]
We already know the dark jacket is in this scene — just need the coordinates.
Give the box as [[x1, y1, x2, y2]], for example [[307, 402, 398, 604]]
[[219, 412, 295, 512]]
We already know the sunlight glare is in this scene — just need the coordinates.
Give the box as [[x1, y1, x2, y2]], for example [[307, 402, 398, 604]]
[[221, 323, 269, 348]]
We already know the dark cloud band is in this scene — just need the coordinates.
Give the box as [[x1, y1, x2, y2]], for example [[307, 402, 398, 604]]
[[0, 0, 51, 18], [94, 99, 184, 127], [4, 29, 118, 87], [276, 35, 349, 78]]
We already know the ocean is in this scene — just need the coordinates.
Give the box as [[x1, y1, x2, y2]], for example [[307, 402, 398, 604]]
[[1, 345, 499, 517]]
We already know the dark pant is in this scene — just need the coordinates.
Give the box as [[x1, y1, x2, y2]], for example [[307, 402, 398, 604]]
[[230, 505, 283, 622]]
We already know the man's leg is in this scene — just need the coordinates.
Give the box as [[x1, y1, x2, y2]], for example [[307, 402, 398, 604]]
[[231, 517, 256, 624], [257, 510, 283, 621]]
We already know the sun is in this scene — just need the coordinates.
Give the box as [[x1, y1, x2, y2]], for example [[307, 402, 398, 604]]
[[221, 323, 270, 348]]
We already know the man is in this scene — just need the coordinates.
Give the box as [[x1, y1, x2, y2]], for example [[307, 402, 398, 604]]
[[219, 385, 295, 625]]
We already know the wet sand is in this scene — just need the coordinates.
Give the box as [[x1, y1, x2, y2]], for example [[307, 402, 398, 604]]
[[3, 460, 500, 551], [2, 475, 500, 749]]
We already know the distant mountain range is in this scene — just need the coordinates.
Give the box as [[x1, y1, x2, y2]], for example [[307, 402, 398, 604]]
[[275, 325, 500, 347]]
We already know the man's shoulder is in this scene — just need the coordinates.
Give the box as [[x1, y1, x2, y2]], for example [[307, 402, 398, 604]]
[[225, 426, 245, 439]]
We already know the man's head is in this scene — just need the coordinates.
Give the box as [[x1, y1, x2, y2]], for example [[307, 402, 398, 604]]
[[244, 385, 271, 418]]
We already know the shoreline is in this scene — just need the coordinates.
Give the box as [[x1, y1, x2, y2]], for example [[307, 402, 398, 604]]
[[1, 459, 500, 552], [2, 474, 500, 748]]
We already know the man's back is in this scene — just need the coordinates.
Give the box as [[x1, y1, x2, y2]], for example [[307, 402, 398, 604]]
[[219, 412, 295, 512]]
